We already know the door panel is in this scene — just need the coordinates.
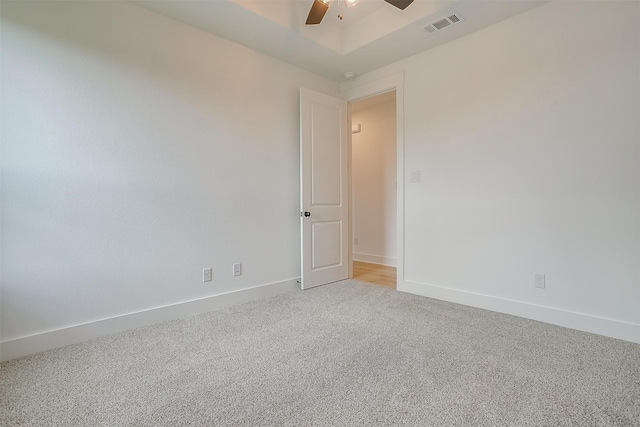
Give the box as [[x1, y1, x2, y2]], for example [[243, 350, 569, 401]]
[[311, 103, 342, 206], [312, 221, 342, 269], [300, 88, 348, 289]]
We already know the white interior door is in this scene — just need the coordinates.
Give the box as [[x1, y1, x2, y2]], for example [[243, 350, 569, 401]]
[[300, 88, 349, 289]]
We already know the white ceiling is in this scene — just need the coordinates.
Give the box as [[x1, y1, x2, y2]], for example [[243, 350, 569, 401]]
[[133, 0, 546, 81]]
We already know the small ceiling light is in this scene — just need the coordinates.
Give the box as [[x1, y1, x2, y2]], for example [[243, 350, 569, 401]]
[[344, 71, 355, 80], [335, 0, 358, 21]]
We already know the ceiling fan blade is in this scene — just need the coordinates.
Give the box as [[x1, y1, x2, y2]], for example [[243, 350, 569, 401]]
[[306, 0, 330, 25], [383, 0, 414, 10]]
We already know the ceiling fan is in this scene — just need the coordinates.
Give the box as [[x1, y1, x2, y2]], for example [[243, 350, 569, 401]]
[[305, 0, 414, 25]]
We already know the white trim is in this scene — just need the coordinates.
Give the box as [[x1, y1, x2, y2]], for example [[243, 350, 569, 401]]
[[0, 278, 300, 362], [352, 253, 396, 267], [398, 280, 640, 344], [347, 102, 354, 280], [342, 72, 405, 285]]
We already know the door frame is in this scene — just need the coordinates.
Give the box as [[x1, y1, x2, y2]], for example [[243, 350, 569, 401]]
[[341, 72, 405, 287]]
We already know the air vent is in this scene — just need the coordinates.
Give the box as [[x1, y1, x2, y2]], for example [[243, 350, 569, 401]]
[[423, 13, 463, 34]]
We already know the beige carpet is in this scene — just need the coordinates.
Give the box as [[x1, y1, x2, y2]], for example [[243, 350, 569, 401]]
[[1, 280, 639, 425]]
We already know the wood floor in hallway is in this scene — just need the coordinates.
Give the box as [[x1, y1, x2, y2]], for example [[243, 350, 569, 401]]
[[352, 261, 396, 288]]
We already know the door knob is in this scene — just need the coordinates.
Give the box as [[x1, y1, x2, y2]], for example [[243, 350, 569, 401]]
[[304, 211, 311, 217]]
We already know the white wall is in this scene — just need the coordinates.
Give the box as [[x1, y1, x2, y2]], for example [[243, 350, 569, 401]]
[[0, 1, 338, 348], [351, 99, 397, 266], [342, 1, 640, 341], [2, 0, 638, 357]]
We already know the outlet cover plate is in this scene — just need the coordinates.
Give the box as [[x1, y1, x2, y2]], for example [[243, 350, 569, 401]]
[[233, 263, 242, 276]]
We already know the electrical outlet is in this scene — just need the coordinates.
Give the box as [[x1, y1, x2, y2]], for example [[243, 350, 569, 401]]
[[534, 274, 545, 289], [233, 263, 242, 276], [203, 268, 212, 282], [410, 171, 422, 183]]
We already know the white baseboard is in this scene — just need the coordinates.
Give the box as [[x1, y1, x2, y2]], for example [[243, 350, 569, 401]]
[[0, 278, 300, 362], [398, 280, 640, 344], [353, 252, 396, 267]]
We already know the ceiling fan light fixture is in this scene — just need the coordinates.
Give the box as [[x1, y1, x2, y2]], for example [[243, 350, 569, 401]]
[[306, 0, 413, 26]]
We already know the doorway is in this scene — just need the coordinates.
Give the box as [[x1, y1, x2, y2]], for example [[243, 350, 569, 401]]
[[300, 73, 405, 291], [350, 91, 397, 288]]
